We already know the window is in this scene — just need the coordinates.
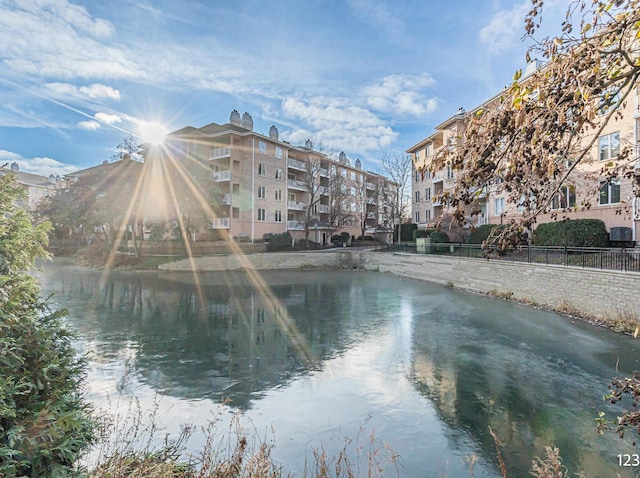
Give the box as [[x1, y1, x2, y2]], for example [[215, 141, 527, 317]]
[[232, 207, 240, 219], [258, 163, 266, 176], [414, 150, 421, 162], [425, 188, 431, 201], [257, 186, 266, 199], [599, 132, 620, 161], [494, 197, 505, 215], [599, 180, 621, 205], [415, 191, 420, 203], [551, 185, 576, 209], [288, 192, 296, 201], [274, 210, 282, 222], [425, 209, 431, 221], [275, 168, 283, 179], [275, 146, 282, 159], [424, 169, 431, 179], [425, 143, 433, 157], [257, 208, 266, 221], [446, 165, 454, 179], [351, 186, 356, 196], [415, 211, 420, 223], [258, 141, 266, 154], [274, 189, 282, 201], [351, 171, 356, 180], [415, 170, 420, 183]]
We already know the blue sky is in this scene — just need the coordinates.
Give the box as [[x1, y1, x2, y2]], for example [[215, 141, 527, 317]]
[[0, 0, 570, 176]]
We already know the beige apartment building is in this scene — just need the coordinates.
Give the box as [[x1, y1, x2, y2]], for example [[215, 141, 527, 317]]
[[0, 162, 60, 212], [408, 76, 640, 244], [148, 110, 396, 244]]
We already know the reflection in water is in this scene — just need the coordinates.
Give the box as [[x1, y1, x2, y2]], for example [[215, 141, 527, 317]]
[[37, 261, 640, 477]]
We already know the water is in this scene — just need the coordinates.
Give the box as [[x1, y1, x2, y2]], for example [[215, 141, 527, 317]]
[[36, 260, 640, 477]]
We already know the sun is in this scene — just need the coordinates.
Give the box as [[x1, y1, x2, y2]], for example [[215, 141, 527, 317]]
[[140, 121, 168, 145]]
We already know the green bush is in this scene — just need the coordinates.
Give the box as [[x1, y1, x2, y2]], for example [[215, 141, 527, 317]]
[[266, 232, 292, 252], [533, 219, 608, 247], [0, 175, 95, 477], [412, 229, 437, 241], [468, 224, 502, 244], [429, 231, 450, 244], [396, 223, 417, 242]]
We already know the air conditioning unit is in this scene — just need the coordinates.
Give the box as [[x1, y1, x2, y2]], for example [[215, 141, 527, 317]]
[[609, 227, 632, 242]]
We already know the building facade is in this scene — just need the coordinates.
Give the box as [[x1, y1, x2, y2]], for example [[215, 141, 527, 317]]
[[149, 110, 396, 244], [0, 162, 60, 211], [408, 78, 640, 243]]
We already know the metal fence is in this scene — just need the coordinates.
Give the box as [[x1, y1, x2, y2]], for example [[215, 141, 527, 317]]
[[377, 242, 640, 273]]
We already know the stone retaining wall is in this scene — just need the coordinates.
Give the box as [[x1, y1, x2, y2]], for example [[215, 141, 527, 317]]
[[363, 252, 640, 320]]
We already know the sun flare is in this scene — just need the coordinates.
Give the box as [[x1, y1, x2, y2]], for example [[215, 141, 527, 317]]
[[140, 121, 168, 145]]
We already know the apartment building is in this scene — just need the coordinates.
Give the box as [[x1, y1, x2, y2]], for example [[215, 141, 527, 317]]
[[147, 110, 396, 244], [0, 162, 60, 211], [408, 72, 640, 243]]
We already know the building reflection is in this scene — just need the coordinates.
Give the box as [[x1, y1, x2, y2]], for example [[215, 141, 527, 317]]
[[407, 296, 636, 477], [39, 267, 383, 409]]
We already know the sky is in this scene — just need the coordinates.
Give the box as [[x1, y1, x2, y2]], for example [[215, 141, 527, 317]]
[[0, 0, 572, 177]]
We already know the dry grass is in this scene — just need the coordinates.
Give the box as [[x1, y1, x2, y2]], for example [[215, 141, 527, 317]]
[[86, 396, 399, 478]]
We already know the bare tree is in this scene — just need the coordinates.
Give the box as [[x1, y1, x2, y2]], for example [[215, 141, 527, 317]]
[[301, 156, 325, 246], [377, 151, 412, 243]]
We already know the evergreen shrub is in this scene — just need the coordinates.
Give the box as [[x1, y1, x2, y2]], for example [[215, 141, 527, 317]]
[[533, 219, 608, 247], [266, 232, 292, 252]]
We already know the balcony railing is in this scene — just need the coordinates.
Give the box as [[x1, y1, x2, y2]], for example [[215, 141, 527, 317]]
[[287, 179, 307, 190], [287, 158, 307, 171], [287, 200, 306, 211], [220, 194, 231, 205], [210, 217, 230, 229], [209, 147, 231, 160], [320, 168, 329, 177], [211, 170, 231, 181], [366, 182, 375, 190], [318, 204, 330, 213], [287, 221, 304, 230]]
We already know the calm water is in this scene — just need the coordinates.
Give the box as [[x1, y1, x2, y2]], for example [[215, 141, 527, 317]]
[[36, 260, 640, 477]]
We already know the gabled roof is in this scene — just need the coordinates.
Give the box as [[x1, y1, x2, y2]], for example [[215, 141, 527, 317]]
[[0, 168, 55, 188]]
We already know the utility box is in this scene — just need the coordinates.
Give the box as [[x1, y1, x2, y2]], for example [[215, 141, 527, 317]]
[[416, 237, 431, 254], [610, 227, 632, 242]]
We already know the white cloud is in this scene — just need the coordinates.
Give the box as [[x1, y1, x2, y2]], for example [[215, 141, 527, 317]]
[[362, 74, 438, 117], [281, 96, 398, 154], [95, 112, 121, 124], [478, 2, 530, 54], [78, 120, 100, 130], [45, 82, 121, 101], [80, 83, 120, 100], [0, 150, 77, 176]]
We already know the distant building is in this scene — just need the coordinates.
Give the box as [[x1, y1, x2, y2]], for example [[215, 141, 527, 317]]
[[143, 110, 396, 244], [0, 162, 59, 211]]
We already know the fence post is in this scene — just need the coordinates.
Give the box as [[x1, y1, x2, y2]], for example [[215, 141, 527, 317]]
[[564, 246, 567, 266]]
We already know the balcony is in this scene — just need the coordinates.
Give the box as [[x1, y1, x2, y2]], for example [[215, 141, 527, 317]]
[[209, 147, 231, 160], [366, 198, 376, 205], [366, 182, 375, 190], [320, 168, 329, 177], [210, 217, 230, 229], [287, 221, 304, 230], [220, 194, 231, 205], [318, 204, 330, 213], [211, 170, 231, 182], [287, 158, 307, 171], [287, 200, 306, 211], [287, 179, 307, 191]]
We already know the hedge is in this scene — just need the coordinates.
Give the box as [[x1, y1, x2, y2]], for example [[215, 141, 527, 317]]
[[533, 219, 608, 247], [266, 232, 292, 251], [467, 224, 505, 244]]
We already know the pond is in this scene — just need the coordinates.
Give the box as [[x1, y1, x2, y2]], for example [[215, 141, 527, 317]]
[[36, 260, 640, 477]]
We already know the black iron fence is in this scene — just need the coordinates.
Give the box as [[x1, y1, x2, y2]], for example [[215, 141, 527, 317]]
[[376, 242, 640, 273]]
